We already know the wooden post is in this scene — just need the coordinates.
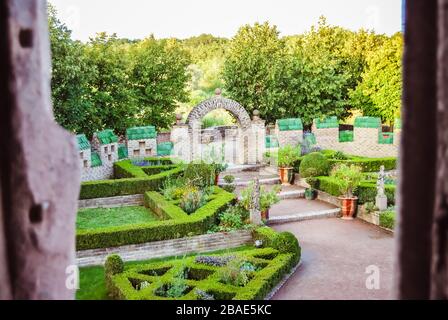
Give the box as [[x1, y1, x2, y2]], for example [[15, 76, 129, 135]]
[[397, 0, 438, 299], [0, 0, 80, 299]]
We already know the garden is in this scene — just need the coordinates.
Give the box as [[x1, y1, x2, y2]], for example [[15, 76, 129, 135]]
[[281, 144, 397, 228]]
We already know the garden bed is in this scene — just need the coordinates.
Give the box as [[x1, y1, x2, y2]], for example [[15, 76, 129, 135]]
[[79, 158, 184, 200], [76, 187, 235, 250], [103, 227, 300, 300]]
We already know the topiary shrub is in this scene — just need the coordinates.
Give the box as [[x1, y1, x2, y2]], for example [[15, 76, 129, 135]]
[[105, 254, 124, 276], [105, 254, 124, 298], [272, 232, 301, 265], [299, 152, 330, 178]]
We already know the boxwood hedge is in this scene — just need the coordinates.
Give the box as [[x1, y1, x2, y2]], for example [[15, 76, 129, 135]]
[[307, 176, 396, 205], [293, 150, 397, 174], [79, 159, 184, 199], [106, 227, 300, 300], [77, 187, 235, 250]]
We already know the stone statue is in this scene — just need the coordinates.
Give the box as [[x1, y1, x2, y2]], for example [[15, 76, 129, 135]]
[[375, 165, 388, 211], [249, 178, 262, 225]]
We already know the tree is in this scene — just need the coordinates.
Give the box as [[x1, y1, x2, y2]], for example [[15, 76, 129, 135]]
[[83, 32, 138, 135], [282, 45, 350, 125], [48, 4, 96, 136], [349, 33, 403, 125], [223, 22, 287, 123], [130, 37, 191, 129]]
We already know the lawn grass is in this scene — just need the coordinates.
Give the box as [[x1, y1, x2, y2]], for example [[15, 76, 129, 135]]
[[76, 245, 254, 300], [77, 206, 159, 231]]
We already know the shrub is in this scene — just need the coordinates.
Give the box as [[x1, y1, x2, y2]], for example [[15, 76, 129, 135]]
[[180, 187, 208, 214], [217, 258, 253, 287], [106, 245, 298, 300], [79, 160, 184, 199], [213, 206, 248, 232], [252, 226, 278, 248], [299, 152, 330, 178], [183, 162, 215, 189], [105, 254, 124, 276], [330, 164, 363, 197], [222, 175, 236, 193], [240, 184, 280, 212], [379, 211, 395, 229], [272, 232, 301, 264], [307, 176, 396, 205], [195, 255, 235, 267], [278, 145, 301, 168], [331, 151, 348, 160], [77, 187, 235, 250]]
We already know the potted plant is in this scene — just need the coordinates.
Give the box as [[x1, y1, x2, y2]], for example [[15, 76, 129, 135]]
[[304, 188, 317, 200], [330, 164, 363, 220], [277, 145, 301, 185], [212, 162, 228, 185], [240, 184, 280, 221]]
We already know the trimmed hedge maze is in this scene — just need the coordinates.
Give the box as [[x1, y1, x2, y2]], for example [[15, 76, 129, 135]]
[[77, 158, 236, 250], [80, 158, 183, 199], [77, 187, 235, 250], [105, 227, 300, 300]]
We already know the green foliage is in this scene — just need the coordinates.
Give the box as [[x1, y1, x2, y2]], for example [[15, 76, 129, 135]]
[[49, 6, 191, 137], [130, 37, 191, 129], [330, 164, 363, 197], [272, 232, 301, 264], [105, 255, 124, 276], [308, 176, 396, 205], [213, 206, 249, 232], [180, 187, 208, 214], [240, 184, 281, 212], [77, 187, 235, 250], [106, 241, 299, 300], [79, 160, 184, 199], [218, 258, 253, 287], [182, 162, 216, 189], [77, 206, 158, 230], [278, 145, 302, 168], [379, 211, 395, 230], [299, 152, 330, 178], [350, 33, 403, 124], [331, 151, 348, 160], [223, 22, 287, 123], [48, 4, 96, 137]]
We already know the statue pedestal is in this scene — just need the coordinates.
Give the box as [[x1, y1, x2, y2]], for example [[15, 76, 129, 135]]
[[375, 194, 388, 211], [250, 210, 262, 225]]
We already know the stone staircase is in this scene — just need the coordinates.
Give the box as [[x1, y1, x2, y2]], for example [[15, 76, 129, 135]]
[[220, 166, 341, 224]]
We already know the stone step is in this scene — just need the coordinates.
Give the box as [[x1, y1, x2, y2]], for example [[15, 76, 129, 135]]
[[219, 177, 280, 187], [267, 208, 341, 225], [223, 164, 266, 174]]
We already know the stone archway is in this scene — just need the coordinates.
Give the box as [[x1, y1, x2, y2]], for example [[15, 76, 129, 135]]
[[186, 93, 252, 130], [173, 91, 265, 165]]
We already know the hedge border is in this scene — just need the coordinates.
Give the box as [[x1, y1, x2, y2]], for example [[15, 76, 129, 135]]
[[79, 158, 184, 200], [293, 151, 397, 174], [76, 187, 235, 250], [106, 227, 300, 300], [307, 176, 396, 205]]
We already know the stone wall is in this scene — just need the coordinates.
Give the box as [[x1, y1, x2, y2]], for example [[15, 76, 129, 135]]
[[312, 123, 399, 158], [81, 164, 113, 182], [127, 138, 157, 158], [76, 230, 253, 267]]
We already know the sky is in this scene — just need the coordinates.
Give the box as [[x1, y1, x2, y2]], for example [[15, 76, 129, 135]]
[[49, 0, 402, 42]]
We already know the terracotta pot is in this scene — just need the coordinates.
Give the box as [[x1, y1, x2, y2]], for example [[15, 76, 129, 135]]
[[339, 196, 358, 220], [261, 209, 270, 221], [214, 174, 219, 185], [278, 167, 294, 185]]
